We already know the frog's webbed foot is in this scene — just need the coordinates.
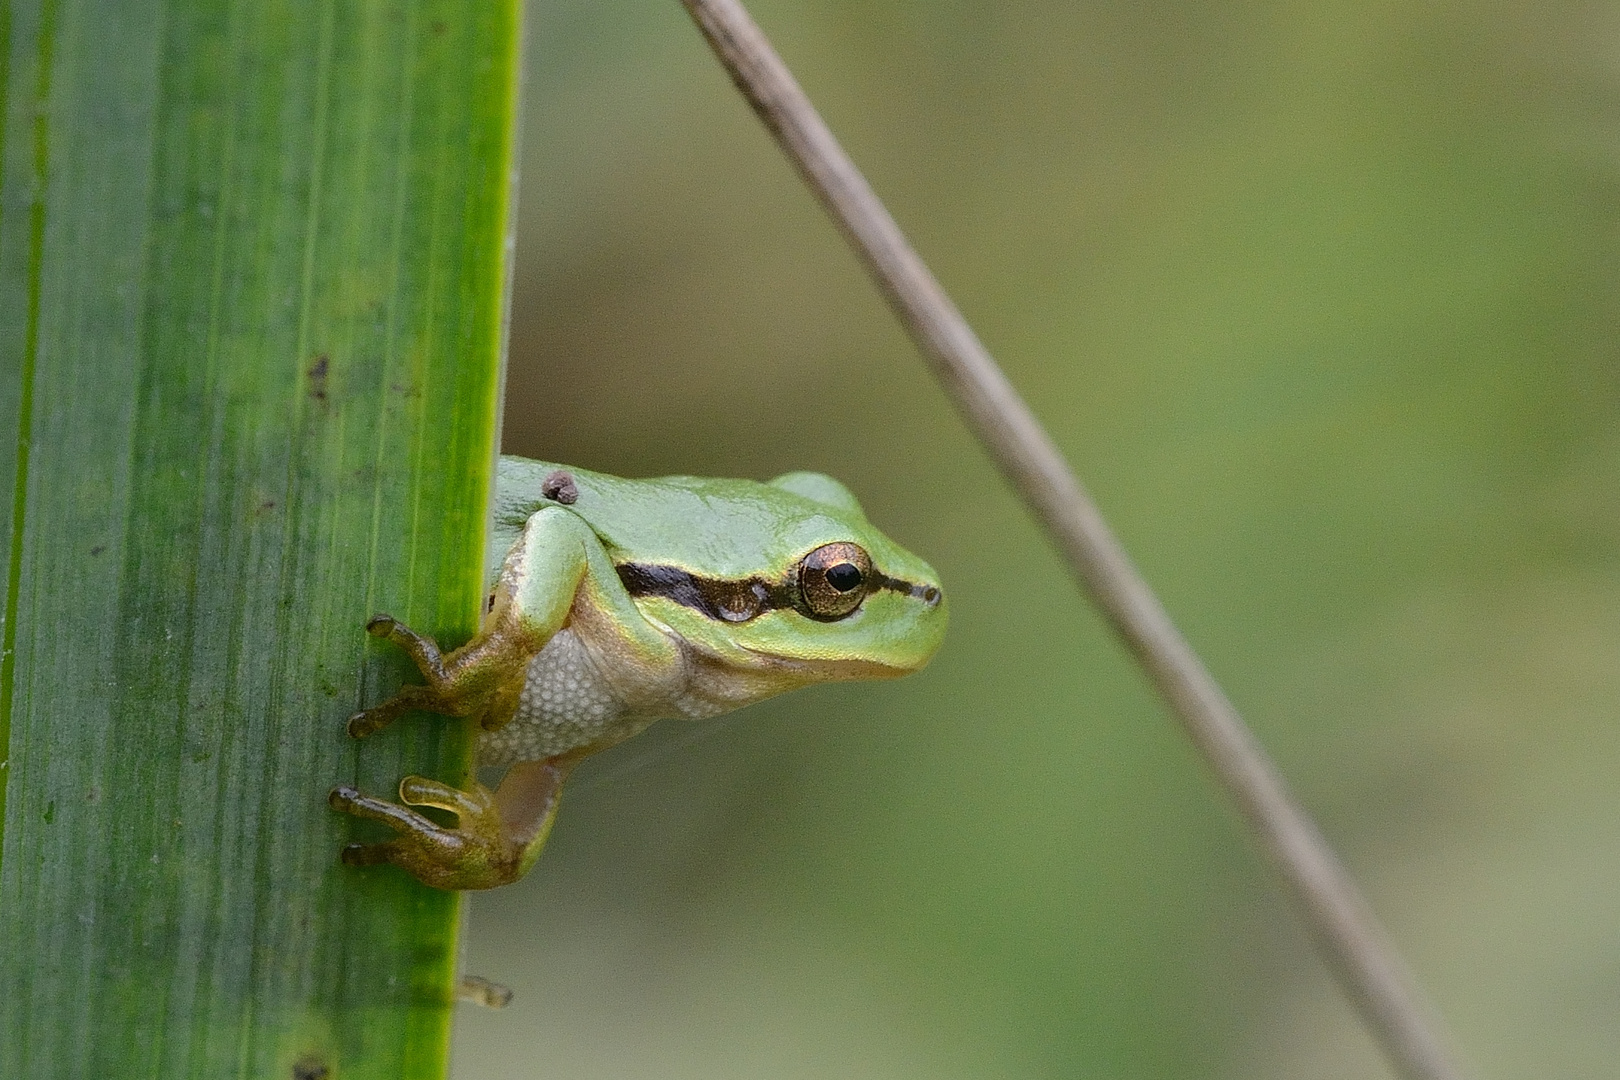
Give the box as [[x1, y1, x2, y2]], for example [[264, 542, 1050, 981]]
[[329, 759, 573, 891], [348, 612, 526, 738], [329, 776, 522, 891]]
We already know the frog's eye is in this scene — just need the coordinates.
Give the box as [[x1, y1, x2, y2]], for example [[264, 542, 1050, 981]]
[[798, 542, 872, 620]]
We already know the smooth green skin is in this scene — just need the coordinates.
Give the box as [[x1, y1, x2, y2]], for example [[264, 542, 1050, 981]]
[[332, 456, 947, 890]]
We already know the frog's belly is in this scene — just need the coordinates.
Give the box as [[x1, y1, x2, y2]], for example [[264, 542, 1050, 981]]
[[476, 628, 653, 767]]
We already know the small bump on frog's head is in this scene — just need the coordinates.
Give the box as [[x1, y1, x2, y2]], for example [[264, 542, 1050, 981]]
[[541, 469, 578, 505]]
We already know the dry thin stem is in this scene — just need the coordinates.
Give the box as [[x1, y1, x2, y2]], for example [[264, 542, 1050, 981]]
[[677, 3, 1475, 1079]]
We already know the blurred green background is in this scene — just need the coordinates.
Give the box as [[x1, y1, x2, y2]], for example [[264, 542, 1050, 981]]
[[453, 0, 1620, 1076]]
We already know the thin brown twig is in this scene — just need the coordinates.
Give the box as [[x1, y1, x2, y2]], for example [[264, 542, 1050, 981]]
[[676, 3, 1475, 1079]]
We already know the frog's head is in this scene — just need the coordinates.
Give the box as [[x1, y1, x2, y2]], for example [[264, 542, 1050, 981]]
[[612, 471, 947, 690]]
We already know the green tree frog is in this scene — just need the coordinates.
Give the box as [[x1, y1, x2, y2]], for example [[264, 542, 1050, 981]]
[[330, 456, 947, 890]]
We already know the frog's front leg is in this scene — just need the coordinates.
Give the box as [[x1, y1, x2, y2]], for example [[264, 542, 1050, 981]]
[[347, 505, 594, 738], [330, 756, 579, 890], [334, 504, 680, 889]]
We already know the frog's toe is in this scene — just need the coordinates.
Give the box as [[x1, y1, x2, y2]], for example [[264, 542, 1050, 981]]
[[363, 613, 447, 677], [346, 684, 438, 738], [400, 774, 495, 819], [328, 784, 435, 832], [346, 706, 391, 739], [329, 784, 365, 812]]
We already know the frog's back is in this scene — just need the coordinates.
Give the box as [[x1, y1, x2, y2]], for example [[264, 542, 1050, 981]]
[[490, 456, 871, 582]]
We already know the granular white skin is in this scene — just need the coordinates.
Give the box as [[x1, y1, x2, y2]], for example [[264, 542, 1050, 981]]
[[477, 629, 632, 766], [474, 620, 786, 768]]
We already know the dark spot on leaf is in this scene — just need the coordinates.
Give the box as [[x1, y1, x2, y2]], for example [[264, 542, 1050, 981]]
[[292, 1057, 329, 1080], [89, 544, 104, 555], [42, 800, 54, 824], [307, 355, 329, 401], [431, 19, 447, 35]]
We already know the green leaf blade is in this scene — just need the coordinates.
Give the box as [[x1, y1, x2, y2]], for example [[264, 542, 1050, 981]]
[[0, 2, 520, 1077]]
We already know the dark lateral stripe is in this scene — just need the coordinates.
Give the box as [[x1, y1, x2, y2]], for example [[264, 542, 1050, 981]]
[[872, 570, 942, 606], [616, 562, 936, 623]]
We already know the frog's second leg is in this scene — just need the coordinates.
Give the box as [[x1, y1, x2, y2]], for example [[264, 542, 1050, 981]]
[[329, 755, 578, 890], [347, 506, 598, 739]]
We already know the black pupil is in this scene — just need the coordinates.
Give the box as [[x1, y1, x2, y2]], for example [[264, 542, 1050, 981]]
[[825, 562, 863, 593]]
